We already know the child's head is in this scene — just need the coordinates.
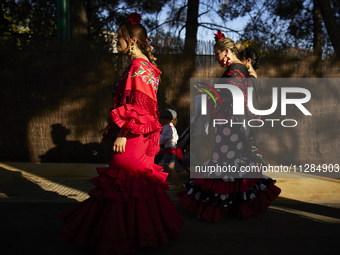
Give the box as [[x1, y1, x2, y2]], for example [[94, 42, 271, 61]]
[[160, 109, 177, 125]]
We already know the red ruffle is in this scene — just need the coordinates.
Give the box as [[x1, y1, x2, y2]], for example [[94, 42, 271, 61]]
[[177, 182, 281, 222], [89, 165, 169, 202], [110, 104, 162, 156], [59, 193, 184, 255], [110, 104, 162, 135], [193, 178, 260, 194], [58, 165, 184, 254]]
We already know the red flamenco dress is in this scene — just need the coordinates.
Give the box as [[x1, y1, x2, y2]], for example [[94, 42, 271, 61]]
[[58, 58, 184, 254], [177, 63, 281, 222]]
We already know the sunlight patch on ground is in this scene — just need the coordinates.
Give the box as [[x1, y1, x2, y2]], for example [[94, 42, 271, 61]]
[[270, 205, 340, 224]]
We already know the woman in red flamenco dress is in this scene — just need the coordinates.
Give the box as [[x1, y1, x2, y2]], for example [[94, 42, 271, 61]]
[[177, 31, 281, 222], [58, 13, 184, 255]]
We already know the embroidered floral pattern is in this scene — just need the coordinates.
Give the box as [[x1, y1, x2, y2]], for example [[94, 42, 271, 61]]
[[224, 67, 250, 116], [130, 61, 159, 92]]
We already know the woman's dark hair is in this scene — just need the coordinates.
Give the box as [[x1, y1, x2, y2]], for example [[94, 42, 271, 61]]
[[118, 22, 158, 68], [245, 48, 259, 70]]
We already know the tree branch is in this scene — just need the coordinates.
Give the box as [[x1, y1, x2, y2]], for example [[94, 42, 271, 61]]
[[199, 22, 243, 35], [150, 19, 186, 32]]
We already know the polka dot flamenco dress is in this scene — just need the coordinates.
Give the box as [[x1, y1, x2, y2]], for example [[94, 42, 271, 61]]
[[177, 63, 281, 222]]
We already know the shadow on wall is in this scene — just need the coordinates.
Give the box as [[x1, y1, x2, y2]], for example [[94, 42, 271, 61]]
[[39, 124, 111, 163], [0, 46, 118, 163]]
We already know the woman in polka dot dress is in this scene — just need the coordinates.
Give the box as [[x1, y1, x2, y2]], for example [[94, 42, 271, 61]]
[[177, 31, 281, 222]]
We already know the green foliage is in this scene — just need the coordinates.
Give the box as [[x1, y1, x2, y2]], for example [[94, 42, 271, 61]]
[[0, 0, 57, 49], [242, 0, 340, 57], [0, 0, 169, 51], [1, 0, 339, 57]]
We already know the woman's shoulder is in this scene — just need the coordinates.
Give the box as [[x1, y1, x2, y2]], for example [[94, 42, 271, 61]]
[[130, 58, 160, 75], [222, 63, 248, 78], [131, 57, 148, 66]]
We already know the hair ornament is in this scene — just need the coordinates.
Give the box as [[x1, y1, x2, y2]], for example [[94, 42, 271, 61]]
[[127, 12, 141, 25], [243, 39, 252, 49], [214, 30, 226, 42]]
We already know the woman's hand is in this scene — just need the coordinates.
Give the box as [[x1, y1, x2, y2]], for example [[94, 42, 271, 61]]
[[113, 137, 127, 153], [113, 128, 128, 153]]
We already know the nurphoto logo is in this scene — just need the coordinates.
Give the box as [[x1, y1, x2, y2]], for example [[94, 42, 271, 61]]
[[196, 81, 312, 128]]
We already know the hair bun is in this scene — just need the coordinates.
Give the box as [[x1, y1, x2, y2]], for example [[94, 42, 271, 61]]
[[234, 40, 244, 53]]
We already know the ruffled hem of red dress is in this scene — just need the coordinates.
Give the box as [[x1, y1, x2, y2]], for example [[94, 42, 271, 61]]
[[58, 197, 184, 255], [58, 166, 184, 255], [89, 165, 169, 202], [193, 177, 260, 194], [59, 229, 181, 255]]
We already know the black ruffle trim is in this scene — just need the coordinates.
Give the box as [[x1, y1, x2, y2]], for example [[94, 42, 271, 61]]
[[183, 178, 277, 208]]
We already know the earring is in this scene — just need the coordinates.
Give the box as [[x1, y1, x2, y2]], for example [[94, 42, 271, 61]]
[[129, 45, 135, 56], [222, 56, 230, 67], [245, 63, 250, 69]]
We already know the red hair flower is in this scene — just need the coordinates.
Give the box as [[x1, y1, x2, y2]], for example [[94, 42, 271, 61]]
[[214, 30, 225, 42], [127, 12, 141, 25]]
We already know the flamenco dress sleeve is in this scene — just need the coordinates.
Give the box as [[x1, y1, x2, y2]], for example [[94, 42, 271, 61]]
[[109, 59, 163, 156], [221, 63, 249, 104], [211, 63, 249, 121]]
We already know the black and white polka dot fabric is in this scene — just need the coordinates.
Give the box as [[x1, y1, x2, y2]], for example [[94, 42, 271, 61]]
[[177, 63, 281, 221]]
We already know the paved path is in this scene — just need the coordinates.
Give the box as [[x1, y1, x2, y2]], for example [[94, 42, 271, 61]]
[[1, 162, 340, 255], [1, 162, 340, 203]]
